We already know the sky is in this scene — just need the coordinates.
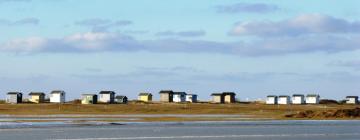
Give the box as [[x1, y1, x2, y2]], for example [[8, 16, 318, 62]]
[[0, 0, 359, 101]]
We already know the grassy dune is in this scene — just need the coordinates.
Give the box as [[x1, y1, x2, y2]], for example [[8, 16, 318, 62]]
[[0, 102, 359, 120]]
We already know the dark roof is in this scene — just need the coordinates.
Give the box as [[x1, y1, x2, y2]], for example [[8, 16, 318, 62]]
[[267, 95, 277, 97], [139, 93, 152, 96], [211, 93, 223, 96], [159, 90, 173, 94], [279, 95, 290, 97], [115, 96, 127, 99], [223, 92, 236, 95], [173, 92, 187, 95], [29, 92, 45, 96], [7, 92, 22, 95], [306, 94, 319, 97], [187, 94, 197, 96], [51, 90, 65, 94], [99, 91, 116, 94], [346, 96, 359, 98], [292, 94, 304, 97]]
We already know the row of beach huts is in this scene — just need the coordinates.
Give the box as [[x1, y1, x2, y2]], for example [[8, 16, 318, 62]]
[[4, 90, 235, 104], [266, 94, 359, 105], [4, 90, 200, 104], [3, 90, 360, 105]]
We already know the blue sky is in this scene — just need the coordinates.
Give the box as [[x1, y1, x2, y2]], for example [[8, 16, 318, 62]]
[[0, 0, 359, 100]]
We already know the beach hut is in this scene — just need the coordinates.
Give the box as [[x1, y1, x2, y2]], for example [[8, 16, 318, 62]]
[[6, 92, 22, 104], [81, 94, 98, 104], [186, 94, 197, 102], [173, 92, 186, 102], [278, 95, 291, 105], [99, 91, 116, 103], [223, 92, 236, 103], [292, 94, 305, 104], [211, 93, 224, 103], [306, 94, 320, 104], [159, 90, 173, 102], [28, 92, 45, 103], [115, 96, 128, 104], [345, 96, 359, 104], [138, 93, 152, 102], [266, 95, 278, 105], [50, 90, 66, 103]]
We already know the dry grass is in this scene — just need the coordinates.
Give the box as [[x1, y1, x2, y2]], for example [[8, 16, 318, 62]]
[[0, 102, 359, 119]]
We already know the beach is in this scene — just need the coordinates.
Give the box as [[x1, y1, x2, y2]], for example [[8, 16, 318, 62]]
[[1, 120, 360, 140]]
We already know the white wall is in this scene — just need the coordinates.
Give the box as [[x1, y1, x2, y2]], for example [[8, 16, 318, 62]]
[[346, 98, 358, 104], [50, 93, 65, 103], [173, 94, 186, 102], [292, 96, 305, 104], [99, 94, 111, 103], [186, 95, 197, 102], [266, 97, 277, 104], [306, 97, 319, 104], [278, 97, 290, 104]]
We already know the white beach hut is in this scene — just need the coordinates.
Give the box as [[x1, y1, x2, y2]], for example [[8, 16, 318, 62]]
[[292, 94, 305, 104]]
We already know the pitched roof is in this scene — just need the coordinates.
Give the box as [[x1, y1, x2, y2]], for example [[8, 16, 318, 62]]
[[115, 96, 127, 99], [292, 94, 304, 97], [267, 95, 277, 97], [173, 92, 187, 95], [159, 90, 173, 94], [346, 96, 359, 98], [139, 93, 152, 96], [211, 93, 223, 96], [279, 95, 290, 98], [51, 90, 65, 94], [7, 92, 22, 95], [223, 92, 236, 95], [29, 92, 45, 96], [306, 94, 319, 97], [99, 91, 116, 94]]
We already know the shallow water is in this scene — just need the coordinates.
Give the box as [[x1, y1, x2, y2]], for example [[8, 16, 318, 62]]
[[0, 120, 359, 140]]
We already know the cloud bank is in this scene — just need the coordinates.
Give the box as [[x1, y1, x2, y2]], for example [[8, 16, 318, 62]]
[[0, 18, 39, 26], [216, 3, 279, 13], [230, 14, 360, 36], [155, 30, 206, 37], [1, 14, 360, 56], [75, 18, 133, 32]]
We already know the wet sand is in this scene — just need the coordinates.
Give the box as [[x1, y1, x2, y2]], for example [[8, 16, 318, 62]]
[[0, 120, 359, 140]]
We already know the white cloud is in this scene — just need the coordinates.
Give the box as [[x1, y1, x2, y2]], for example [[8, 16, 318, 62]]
[[230, 14, 360, 36], [2, 37, 46, 52]]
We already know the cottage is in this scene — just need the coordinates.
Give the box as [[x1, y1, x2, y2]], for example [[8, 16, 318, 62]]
[[292, 94, 305, 104], [28, 92, 45, 103], [115, 96, 128, 104], [99, 91, 116, 103], [266, 95, 278, 105], [173, 92, 186, 102], [306, 94, 320, 104], [278, 95, 291, 105], [6, 92, 22, 104], [211, 93, 224, 103], [186, 94, 197, 102], [223, 92, 236, 103], [138, 93, 152, 102], [345, 96, 359, 104], [81, 94, 98, 104], [50, 90, 65, 103], [159, 90, 173, 102]]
